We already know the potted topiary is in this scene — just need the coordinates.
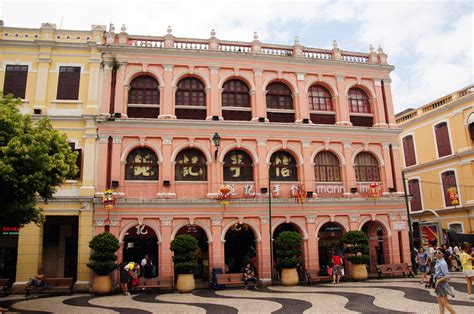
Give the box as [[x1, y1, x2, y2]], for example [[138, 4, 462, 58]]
[[87, 232, 120, 294], [340, 231, 369, 280], [274, 231, 302, 286], [170, 234, 198, 293]]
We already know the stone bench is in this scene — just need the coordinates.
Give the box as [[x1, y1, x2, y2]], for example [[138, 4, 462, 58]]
[[25, 277, 74, 296], [376, 263, 414, 279]]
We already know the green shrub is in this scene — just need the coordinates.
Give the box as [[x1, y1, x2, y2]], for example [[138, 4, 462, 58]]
[[340, 231, 369, 265], [87, 232, 119, 275], [170, 235, 198, 274], [274, 231, 302, 269]]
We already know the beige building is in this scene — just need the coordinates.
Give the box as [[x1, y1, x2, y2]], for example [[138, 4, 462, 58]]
[[396, 85, 474, 247], [0, 21, 103, 291]]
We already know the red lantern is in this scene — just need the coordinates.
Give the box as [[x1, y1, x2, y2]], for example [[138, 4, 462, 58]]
[[368, 183, 381, 200], [217, 184, 232, 205], [292, 184, 306, 204], [103, 189, 115, 209]]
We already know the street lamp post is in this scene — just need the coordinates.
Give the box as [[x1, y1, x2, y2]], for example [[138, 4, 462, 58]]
[[402, 171, 417, 272], [212, 132, 221, 160]]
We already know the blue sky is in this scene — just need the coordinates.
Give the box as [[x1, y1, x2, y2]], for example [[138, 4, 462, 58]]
[[1, 0, 472, 113]]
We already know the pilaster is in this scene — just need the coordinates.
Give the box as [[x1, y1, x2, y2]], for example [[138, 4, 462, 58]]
[[75, 204, 94, 292], [335, 76, 352, 126], [14, 223, 43, 287]]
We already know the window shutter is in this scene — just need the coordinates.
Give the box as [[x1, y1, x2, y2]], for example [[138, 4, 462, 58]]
[[435, 123, 451, 157], [57, 66, 81, 100], [3, 65, 28, 99], [403, 136, 416, 167], [408, 179, 422, 211]]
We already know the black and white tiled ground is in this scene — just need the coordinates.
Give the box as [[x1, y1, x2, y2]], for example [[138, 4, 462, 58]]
[[1, 275, 473, 313]]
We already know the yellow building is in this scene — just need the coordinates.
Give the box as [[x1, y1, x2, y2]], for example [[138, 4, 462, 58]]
[[0, 21, 103, 291], [396, 85, 474, 248]]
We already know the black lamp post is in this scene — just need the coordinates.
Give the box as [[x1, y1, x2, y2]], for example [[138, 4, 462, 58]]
[[212, 132, 221, 160]]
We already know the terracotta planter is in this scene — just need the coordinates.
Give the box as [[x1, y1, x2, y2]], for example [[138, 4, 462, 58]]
[[281, 268, 299, 286], [176, 273, 195, 293], [91, 275, 112, 294], [351, 263, 368, 281]]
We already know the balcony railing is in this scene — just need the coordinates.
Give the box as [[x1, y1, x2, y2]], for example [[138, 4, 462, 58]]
[[396, 84, 473, 124]]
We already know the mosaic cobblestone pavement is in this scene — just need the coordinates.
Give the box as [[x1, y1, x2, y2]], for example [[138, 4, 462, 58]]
[[1, 275, 473, 313]]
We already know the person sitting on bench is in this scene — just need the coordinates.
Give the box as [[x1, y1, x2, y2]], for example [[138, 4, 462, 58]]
[[25, 267, 45, 296], [243, 263, 258, 289]]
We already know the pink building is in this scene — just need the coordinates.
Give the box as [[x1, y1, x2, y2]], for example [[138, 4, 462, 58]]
[[95, 25, 409, 285]]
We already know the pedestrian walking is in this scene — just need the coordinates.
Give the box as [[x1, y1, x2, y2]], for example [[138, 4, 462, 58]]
[[459, 243, 474, 300], [433, 249, 456, 314], [416, 248, 429, 284], [331, 253, 343, 284]]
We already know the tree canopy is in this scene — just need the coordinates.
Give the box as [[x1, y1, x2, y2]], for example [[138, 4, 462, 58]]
[[0, 94, 78, 227]]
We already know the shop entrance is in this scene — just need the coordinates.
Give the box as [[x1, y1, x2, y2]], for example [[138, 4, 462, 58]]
[[273, 223, 304, 280], [42, 216, 78, 280], [176, 225, 209, 280], [318, 222, 345, 275], [123, 225, 158, 276], [224, 223, 256, 273], [0, 226, 19, 281], [362, 221, 388, 271]]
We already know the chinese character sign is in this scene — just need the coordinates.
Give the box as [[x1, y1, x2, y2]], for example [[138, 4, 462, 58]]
[[176, 149, 207, 181], [223, 150, 253, 181], [270, 151, 297, 181], [244, 184, 256, 198]]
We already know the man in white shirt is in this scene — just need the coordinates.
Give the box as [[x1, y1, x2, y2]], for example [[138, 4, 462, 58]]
[[141, 254, 149, 268]]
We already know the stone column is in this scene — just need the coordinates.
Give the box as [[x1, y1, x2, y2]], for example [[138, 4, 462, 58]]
[[296, 74, 310, 123], [381, 79, 397, 127], [111, 136, 122, 185], [34, 54, 52, 113], [382, 144, 394, 193], [301, 140, 314, 188], [259, 217, 271, 284], [160, 218, 173, 278], [305, 216, 317, 272], [335, 76, 352, 126], [373, 79, 388, 128], [13, 223, 43, 292], [159, 64, 176, 119], [343, 142, 356, 195], [255, 139, 267, 193], [252, 69, 267, 121], [84, 49, 102, 115], [101, 66, 112, 114], [97, 135, 109, 190], [75, 203, 94, 292], [80, 122, 97, 197], [208, 66, 221, 119], [210, 218, 224, 270], [114, 64, 127, 116]]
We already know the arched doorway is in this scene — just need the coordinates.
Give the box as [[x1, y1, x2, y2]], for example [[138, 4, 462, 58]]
[[318, 222, 345, 275], [362, 221, 388, 271], [224, 223, 256, 273], [123, 224, 159, 275], [176, 224, 209, 281], [273, 222, 305, 281]]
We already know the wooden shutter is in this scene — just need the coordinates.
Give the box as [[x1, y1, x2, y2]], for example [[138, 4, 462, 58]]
[[435, 123, 452, 157], [3, 65, 28, 99], [408, 179, 422, 211], [441, 171, 456, 207], [403, 135, 416, 167], [57, 66, 81, 100]]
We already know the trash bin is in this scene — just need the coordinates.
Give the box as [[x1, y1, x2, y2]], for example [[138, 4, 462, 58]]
[[211, 267, 224, 290]]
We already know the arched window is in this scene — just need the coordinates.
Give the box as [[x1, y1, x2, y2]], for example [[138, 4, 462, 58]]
[[348, 87, 373, 127], [223, 150, 253, 181], [266, 82, 294, 123], [308, 85, 335, 124], [314, 151, 341, 182], [125, 148, 158, 180], [348, 88, 370, 113], [175, 149, 207, 181], [127, 76, 160, 118], [354, 152, 380, 182], [175, 77, 206, 120], [270, 151, 298, 181], [308, 85, 333, 111], [434, 122, 452, 157], [222, 79, 251, 121]]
